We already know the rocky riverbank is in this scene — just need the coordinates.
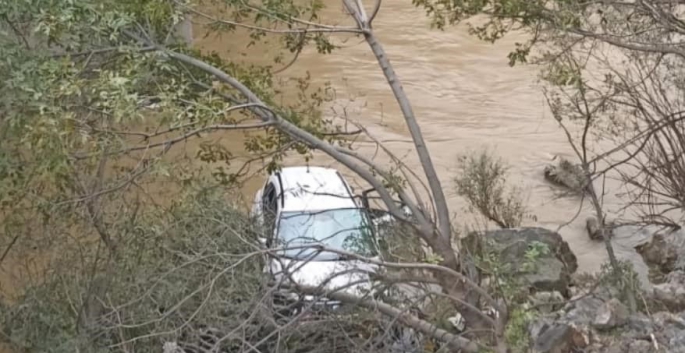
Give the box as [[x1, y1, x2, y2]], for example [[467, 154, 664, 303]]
[[466, 227, 685, 352]]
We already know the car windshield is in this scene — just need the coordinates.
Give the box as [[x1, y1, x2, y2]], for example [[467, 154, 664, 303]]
[[275, 208, 377, 260]]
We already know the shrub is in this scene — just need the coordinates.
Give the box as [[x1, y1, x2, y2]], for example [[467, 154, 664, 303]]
[[454, 149, 531, 228]]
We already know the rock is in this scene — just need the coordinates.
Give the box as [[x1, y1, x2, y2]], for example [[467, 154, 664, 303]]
[[586, 217, 614, 241], [543, 156, 588, 193], [625, 313, 654, 336], [528, 285, 685, 353], [596, 339, 653, 353], [463, 227, 578, 296], [531, 291, 565, 314], [635, 232, 685, 282], [563, 296, 604, 325], [586, 217, 601, 240], [534, 298, 685, 351], [653, 312, 685, 353], [530, 323, 571, 353], [652, 270, 685, 311], [592, 298, 629, 330], [527, 260, 568, 293], [446, 313, 465, 332], [628, 340, 655, 353], [531, 322, 588, 353]]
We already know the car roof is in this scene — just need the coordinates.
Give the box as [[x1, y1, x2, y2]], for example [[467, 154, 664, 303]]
[[276, 166, 357, 212]]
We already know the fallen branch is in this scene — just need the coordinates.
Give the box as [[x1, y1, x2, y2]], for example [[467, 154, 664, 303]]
[[281, 283, 480, 353]]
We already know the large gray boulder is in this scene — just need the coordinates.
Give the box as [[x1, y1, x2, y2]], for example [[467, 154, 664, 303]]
[[463, 227, 578, 296]]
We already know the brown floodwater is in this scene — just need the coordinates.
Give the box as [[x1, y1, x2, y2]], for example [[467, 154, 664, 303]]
[[191, 0, 656, 280]]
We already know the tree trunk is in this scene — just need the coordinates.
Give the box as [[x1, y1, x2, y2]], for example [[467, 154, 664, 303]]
[[360, 23, 452, 243]]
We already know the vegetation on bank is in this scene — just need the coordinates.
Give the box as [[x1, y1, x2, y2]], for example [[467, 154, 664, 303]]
[[454, 149, 531, 229], [1, 0, 684, 352]]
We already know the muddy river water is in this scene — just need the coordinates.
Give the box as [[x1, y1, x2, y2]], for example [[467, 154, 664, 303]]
[[190, 0, 657, 279]]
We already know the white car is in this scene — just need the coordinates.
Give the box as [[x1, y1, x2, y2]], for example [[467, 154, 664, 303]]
[[251, 166, 389, 310], [251, 166, 430, 352]]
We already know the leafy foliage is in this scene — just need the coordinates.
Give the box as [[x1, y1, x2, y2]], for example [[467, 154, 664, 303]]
[[0, 0, 347, 260], [598, 260, 642, 310], [0, 0, 358, 350], [522, 241, 550, 272], [504, 306, 537, 352], [1, 187, 412, 353], [2, 189, 261, 352], [469, 237, 544, 351]]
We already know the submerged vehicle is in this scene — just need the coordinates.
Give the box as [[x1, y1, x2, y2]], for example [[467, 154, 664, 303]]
[[250, 166, 437, 352], [251, 166, 382, 309]]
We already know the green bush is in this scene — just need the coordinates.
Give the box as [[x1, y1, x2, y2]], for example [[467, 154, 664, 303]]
[[454, 149, 531, 228], [1, 190, 265, 352]]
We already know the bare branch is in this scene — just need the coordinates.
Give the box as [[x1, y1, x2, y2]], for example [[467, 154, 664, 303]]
[[0, 233, 21, 267], [75, 118, 274, 160], [567, 28, 685, 58], [288, 283, 480, 353]]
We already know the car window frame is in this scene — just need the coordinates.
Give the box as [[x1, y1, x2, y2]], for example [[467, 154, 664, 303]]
[[262, 182, 279, 244]]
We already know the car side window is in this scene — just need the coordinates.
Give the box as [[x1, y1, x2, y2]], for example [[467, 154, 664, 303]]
[[263, 184, 277, 212], [262, 183, 278, 241]]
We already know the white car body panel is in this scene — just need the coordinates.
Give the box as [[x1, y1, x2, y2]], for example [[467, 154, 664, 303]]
[[269, 256, 379, 298], [278, 166, 357, 212], [252, 166, 377, 300]]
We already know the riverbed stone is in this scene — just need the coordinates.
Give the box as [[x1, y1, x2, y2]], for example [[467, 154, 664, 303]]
[[652, 270, 685, 311], [543, 157, 588, 193], [530, 321, 589, 353], [529, 291, 685, 353], [585, 217, 615, 241], [592, 298, 629, 330], [531, 291, 565, 314], [563, 296, 604, 325], [635, 233, 684, 281]]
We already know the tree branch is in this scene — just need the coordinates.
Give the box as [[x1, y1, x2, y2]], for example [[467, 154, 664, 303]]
[[344, 0, 453, 243], [283, 283, 480, 353], [568, 28, 685, 58], [152, 44, 409, 222], [75, 119, 274, 159]]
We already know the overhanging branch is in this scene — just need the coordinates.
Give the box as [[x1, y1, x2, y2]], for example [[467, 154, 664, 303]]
[[144, 43, 410, 223]]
